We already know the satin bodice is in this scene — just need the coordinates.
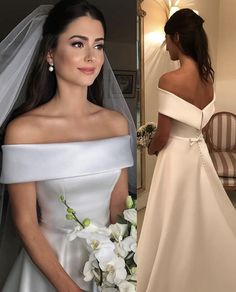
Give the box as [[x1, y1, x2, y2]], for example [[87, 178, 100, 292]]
[[157, 88, 215, 138]]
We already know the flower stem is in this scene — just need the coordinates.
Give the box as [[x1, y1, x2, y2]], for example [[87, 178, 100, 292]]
[[61, 198, 84, 228], [99, 266, 103, 287]]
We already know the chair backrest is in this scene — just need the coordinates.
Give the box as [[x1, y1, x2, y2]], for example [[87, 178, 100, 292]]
[[205, 111, 236, 151]]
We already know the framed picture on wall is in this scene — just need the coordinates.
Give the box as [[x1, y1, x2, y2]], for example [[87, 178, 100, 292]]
[[114, 70, 136, 98]]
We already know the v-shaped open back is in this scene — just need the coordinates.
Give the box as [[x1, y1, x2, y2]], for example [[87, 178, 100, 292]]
[[157, 87, 215, 131]]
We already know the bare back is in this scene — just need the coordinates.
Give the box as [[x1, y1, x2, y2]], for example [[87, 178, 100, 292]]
[[159, 65, 214, 110]]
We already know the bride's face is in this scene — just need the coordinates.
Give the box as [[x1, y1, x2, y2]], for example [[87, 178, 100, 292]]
[[47, 15, 105, 87]]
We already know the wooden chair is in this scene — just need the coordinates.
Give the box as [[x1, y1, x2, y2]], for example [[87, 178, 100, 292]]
[[204, 112, 236, 191]]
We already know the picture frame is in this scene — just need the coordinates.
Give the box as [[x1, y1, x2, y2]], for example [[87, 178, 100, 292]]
[[114, 70, 136, 98]]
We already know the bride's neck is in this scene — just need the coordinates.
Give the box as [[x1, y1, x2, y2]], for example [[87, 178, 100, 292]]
[[179, 54, 198, 70], [51, 83, 92, 117]]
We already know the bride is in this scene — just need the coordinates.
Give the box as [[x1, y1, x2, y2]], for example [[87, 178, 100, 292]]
[[0, 0, 135, 291], [138, 8, 236, 292]]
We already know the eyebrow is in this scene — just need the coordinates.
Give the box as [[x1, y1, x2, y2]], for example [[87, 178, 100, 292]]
[[69, 35, 104, 42]]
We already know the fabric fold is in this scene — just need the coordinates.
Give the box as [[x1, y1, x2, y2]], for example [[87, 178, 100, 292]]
[[0, 135, 133, 184], [157, 87, 215, 130]]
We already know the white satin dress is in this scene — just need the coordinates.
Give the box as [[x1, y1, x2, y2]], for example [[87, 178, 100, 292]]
[[0, 135, 133, 292], [138, 88, 236, 292]]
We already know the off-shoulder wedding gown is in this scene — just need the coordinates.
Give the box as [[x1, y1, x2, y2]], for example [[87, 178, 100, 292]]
[[138, 88, 236, 292], [0, 135, 133, 292]]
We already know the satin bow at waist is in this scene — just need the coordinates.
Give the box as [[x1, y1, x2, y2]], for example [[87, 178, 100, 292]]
[[169, 133, 204, 146], [189, 133, 204, 146]]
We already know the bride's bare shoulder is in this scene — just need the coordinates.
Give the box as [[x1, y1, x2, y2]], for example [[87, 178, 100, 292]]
[[98, 107, 129, 136], [158, 70, 181, 92], [4, 112, 45, 145]]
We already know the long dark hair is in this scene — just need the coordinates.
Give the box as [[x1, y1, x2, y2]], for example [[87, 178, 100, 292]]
[[10, 0, 106, 120], [164, 8, 214, 82]]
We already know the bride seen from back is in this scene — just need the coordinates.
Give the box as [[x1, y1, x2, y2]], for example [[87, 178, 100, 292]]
[[148, 8, 214, 156], [138, 8, 236, 292]]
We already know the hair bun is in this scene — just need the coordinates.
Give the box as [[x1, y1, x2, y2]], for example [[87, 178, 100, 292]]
[[165, 8, 205, 33], [195, 14, 204, 28]]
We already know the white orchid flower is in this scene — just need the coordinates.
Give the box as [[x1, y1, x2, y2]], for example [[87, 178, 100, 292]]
[[100, 256, 127, 285], [114, 241, 128, 258], [109, 223, 128, 242], [92, 240, 116, 264], [83, 254, 98, 282], [76, 222, 111, 239], [122, 236, 137, 253], [123, 209, 137, 226], [72, 221, 116, 264], [67, 225, 83, 241], [118, 280, 136, 292]]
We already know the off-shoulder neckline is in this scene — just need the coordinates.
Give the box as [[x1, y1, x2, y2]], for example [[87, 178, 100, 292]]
[[157, 87, 216, 112], [2, 134, 130, 147]]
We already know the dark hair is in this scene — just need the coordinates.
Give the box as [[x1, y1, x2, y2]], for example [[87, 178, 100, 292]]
[[10, 0, 106, 120], [164, 8, 214, 82]]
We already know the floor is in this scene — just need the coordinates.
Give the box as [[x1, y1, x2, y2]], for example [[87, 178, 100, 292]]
[[138, 190, 236, 238]]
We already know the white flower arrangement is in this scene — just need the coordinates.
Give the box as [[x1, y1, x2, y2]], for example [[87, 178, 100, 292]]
[[60, 195, 137, 292], [137, 122, 157, 149]]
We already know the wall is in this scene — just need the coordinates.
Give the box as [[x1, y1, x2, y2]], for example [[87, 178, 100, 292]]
[[106, 41, 137, 124], [193, 0, 220, 70], [138, 0, 220, 209], [215, 0, 236, 113]]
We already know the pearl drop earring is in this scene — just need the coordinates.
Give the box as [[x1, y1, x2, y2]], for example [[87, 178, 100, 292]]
[[49, 64, 54, 72]]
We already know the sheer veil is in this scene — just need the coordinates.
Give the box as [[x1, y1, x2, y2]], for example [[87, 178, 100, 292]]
[[0, 6, 52, 127], [0, 7, 52, 285], [0, 4, 136, 285]]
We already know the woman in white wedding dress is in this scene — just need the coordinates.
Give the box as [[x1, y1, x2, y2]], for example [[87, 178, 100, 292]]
[[0, 1, 134, 291], [138, 8, 236, 292]]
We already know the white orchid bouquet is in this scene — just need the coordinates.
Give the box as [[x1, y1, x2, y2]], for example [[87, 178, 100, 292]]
[[60, 195, 137, 292], [137, 122, 157, 149]]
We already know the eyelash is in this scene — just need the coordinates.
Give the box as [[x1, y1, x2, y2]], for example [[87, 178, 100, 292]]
[[72, 41, 84, 48], [95, 44, 104, 50], [71, 42, 104, 50]]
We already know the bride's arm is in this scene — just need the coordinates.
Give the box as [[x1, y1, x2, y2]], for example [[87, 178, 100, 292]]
[[108, 112, 130, 223], [4, 120, 83, 292], [148, 73, 173, 155], [109, 169, 129, 223], [7, 182, 83, 292], [148, 113, 172, 155]]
